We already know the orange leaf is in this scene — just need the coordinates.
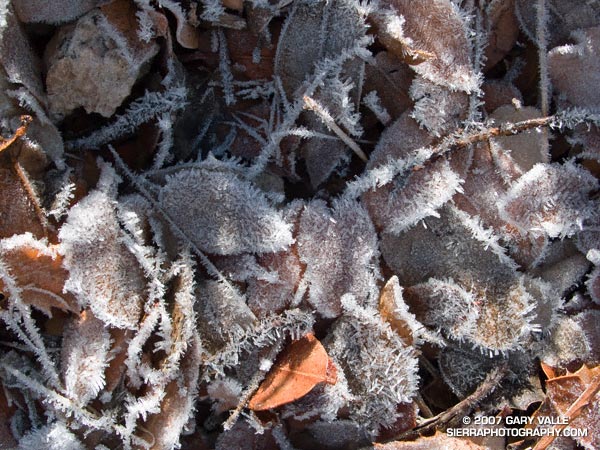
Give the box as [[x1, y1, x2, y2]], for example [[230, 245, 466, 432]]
[[0, 239, 79, 315], [248, 333, 337, 411]]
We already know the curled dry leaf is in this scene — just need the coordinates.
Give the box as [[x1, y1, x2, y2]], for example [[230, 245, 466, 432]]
[[0, 234, 78, 315], [378, 276, 422, 346], [248, 333, 337, 411]]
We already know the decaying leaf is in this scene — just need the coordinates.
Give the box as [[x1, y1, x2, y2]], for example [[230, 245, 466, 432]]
[[530, 364, 600, 449], [45, 0, 160, 118], [248, 333, 337, 411], [0, 233, 78, 315], [375, 431, 487, 449]]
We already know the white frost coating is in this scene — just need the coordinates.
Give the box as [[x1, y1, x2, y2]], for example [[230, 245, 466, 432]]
[[17, 422, 85, 450], [159, 168, 294, 255], [59, 163, 146, 329], [498, 162, 598, 239], [297, 198, 380, 318], [61, 313, 111, 406]]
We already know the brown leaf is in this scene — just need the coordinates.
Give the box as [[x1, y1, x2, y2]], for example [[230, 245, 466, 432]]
[[531, 364, 600, 450], [379, 276, 416, 346], [248, 333, 337, 411], [0, 235, 79, 315], [373, 0, 478, 92]]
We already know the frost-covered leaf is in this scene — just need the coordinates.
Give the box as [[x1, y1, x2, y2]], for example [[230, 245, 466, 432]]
[[60, 310, 111, 405], [0, 233, 78, 315], [0, 3, 45, 103], [297, 198, 380, 318], [143, 333, 202, 450], [59, 162, 147, 329], [405, 278, 479, 344], [17, 421, 85, 450], [12, 0, 102, 24], [374, 0, 479, 93], [409, 76, 469, 137], [548, 26, 600, 109], [196, 279, 257, 351], [246, 248, 303, 318], [45, 2, 160, 118], [498, 162, 598, 239], [159, 167, 294, 255], [274, 0, 367, 96], [542, 311, 600, 368], [327, 295, 419, 437], [363, 51, 414, 121], [361, 113, 464, 234], [489, 105, 549, 172], [516, 0, 600, 47]]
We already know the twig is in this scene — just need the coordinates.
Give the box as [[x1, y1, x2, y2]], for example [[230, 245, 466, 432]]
[[387, 363, 510, 442], [223, 341, 284, 430], [0, 115, 32, 153], [303, 95, 368, 162]]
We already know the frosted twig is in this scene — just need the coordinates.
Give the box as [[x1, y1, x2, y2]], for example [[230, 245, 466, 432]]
[[303, 95, 368, 162], [536, 0, 550, 116], [222, 340, 284, 431]]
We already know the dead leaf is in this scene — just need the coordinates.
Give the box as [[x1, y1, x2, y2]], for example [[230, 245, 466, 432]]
[[379, 276, 418, 346], [248, 333, 337, 411], [0, 235, 79, 315], [530, 364, 600, 450]]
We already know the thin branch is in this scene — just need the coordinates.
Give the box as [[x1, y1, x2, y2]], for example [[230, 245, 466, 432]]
[[387, 363, 510, 442], [303, 95, 368, 162]]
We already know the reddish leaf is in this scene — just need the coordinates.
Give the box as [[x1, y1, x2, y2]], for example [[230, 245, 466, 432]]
[[249, 333, 337, 411]]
